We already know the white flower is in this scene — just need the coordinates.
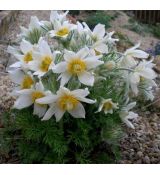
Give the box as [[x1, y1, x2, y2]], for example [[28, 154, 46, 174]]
[[104, 31, 119, 45], [76, 21, 88, 35], [49, 20, 76, 38], [129, 60, 157, 95], [82, 22, 108, 54], [19, 16, 42, 38], [139, 79, 157, 101], [52, 47, 104, 86], [83, 22, 105, 41], [41, 11, 69, 28], [120, 43, 149, 68], [8, 39, 36, 69], [13, 82, 50, 118], [97, 98, 118, 114], [124, 43, 149, 59], [50, 10, 69, 23], [36, 87, 96, 121], [120, 102, 138, 129], [28, 39, 55, 77], [9, 69, 34, 93], [104, 60, 116, 70]]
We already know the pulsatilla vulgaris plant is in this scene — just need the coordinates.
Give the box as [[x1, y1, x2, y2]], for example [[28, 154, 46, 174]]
[[6, 11, 157, 163]]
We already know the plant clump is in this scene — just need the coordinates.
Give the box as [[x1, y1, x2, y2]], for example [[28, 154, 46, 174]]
[[2, 10, 157, 163]]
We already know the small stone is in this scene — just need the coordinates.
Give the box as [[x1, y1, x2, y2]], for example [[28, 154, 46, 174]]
[[143, 156, 150, 164], [136, 159, 142, 164], [137, 151, 143, 158]]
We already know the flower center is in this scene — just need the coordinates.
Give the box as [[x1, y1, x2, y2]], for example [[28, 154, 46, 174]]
[[94, 49, 101, 56], [23, 52, 33, 63], [104, 101, 113, 111], [58, 94, 78, 111], [67, 58, 86, 75], [21, 75, 34, 89], [56, 27, 69, 37], [140, 76, 145, 82], [31, 91, 45, 103], [92, 35, 98, 42], [40, 56, 52, 72]]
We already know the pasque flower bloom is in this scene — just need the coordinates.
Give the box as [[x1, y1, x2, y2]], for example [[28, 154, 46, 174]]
[[8, 39, 36, 70], [36, 87, 96, 121], [28, 39, 55, 77], [50, 20, 76, 38], [53, 47, 104, 86], [13, 82, 51, 118], [97, 98, 118, 114], [129, 60, 157, 95], [120, 102, 138, 129]]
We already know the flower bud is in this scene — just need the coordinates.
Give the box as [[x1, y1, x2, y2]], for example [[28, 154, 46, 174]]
[[104, 61, 116, 70]]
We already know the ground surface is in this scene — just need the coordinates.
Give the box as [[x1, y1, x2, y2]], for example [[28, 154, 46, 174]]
[[0, 10, 160, 163]]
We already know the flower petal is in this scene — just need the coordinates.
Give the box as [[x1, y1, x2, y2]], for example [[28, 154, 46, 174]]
[[76, 47, 89, 59], [78, 71, 94, 86], [17, 89, 33, 95], [9, 61, 21, 68], [68, 102, 85, 118], [64, 50, 75, 61], [42, 105, 56, 121], [20, 39, 33, 54], [39, 40, 52, 56], [127, 112, 138, 119], [9, 69, 24, 84], [130, 73, 140, 84], [33, 103, 47, 118], [54, 106, 65, 122], [93, 24, 105, 39], [52, 62, 67, 73], [123, 118, 135, 129], [125, 43, 140, 53], [28, 60, 40, 71], [139, 68, 156, 79], [85, 56, 104, 69], [33, 70, 45, 77], [35, 81, 44, 91], [126, 102, 136, 111], [72, 88, 89, 98], [130, 83, 138, 95], [94, 43, 108, 53], [14, 54, 24, 61], [59, 72, 71, 86], [130, 50, 149, 58], [36, 94, 57, 104], [76, 96, 96, 104], [13, 95, 32, 109], [29, 16, 41, 30], [7, 46, 18, 55]]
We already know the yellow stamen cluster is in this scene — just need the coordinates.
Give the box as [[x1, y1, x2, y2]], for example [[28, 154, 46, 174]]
[[40, 56, 52, 72], [103, 101, 113, 111], [67, 58, 86, 75], [94, 49, 101, 56], [56, 27, 69, 37], [31, 91, 45, 103], [24, 52, 33, 63], [140, 76, 145, 82], [21, 75, 34, 89], [58, 94, 78, 111]]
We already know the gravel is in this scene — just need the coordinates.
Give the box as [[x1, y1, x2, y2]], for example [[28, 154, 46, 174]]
[[119, 112, 160, 163]]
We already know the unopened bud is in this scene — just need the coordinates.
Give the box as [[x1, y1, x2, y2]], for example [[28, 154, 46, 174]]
[[104, 61, 116, 70]]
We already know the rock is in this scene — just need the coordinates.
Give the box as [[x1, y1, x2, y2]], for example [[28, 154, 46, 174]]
[[136, 159, 142, 164], [137, 151, 143, 158], [143, 156, 150, 164]]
